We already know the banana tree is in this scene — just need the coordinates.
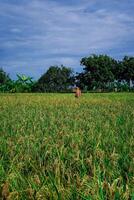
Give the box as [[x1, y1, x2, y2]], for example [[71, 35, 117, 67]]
[[14, 74, 35, 92], [16, 74, 33, 84]]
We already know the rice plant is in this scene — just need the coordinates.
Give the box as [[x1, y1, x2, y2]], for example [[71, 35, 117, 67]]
[[0, 93, 134, 199]]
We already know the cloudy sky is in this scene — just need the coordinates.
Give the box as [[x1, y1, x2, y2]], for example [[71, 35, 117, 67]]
[[0, 0, 134, 79]]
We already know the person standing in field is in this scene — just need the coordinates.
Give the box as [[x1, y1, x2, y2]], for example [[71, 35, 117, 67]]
[[75, 87, 81, 98]]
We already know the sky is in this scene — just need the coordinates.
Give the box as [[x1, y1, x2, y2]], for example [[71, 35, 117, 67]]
[[0, 0, 134, 79]]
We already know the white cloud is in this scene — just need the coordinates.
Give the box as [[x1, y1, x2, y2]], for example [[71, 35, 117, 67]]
[[0, 0, 134, 78]]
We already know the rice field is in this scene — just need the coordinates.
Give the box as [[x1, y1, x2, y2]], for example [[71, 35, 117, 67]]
[[0, 93, 134, 200]]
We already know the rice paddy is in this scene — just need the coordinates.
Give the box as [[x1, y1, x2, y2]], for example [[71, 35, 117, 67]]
[[0, 93, 134, 200]]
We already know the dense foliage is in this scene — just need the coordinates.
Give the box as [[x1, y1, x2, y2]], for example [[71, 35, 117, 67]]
[[0, 55, 134, 92], [77, 55, 134, 91], [79, 55, 117, 90], [0, 73, 36, 93], [35, 65, 75, 92], [0, 68, 11, 84]]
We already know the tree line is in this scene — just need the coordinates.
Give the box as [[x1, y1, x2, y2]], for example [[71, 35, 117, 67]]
[[0, 54, 134, 93]]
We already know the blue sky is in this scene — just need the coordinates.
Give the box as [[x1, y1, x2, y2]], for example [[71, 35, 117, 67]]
[[0, 0, 134, 79]]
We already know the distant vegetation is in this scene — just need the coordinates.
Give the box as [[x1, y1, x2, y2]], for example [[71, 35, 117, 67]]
[[0, 54, 134, 93]]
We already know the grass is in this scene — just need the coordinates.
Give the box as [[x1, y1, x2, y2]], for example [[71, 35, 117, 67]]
[[0, 93, 134, 200]]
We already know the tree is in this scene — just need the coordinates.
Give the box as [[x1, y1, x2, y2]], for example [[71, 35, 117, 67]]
[[80, 54, 117, 90], [13, 74, 35, 92], [121, 56, 134, 87], [36, 65, 75, 92], [0, 68, 11, 84], [112, 60, 124, 82], [0, 68, 12, 92], [75, 72, 91, 91]]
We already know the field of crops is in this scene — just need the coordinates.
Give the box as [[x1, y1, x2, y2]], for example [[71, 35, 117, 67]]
[[0, 93, 134, 200]]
